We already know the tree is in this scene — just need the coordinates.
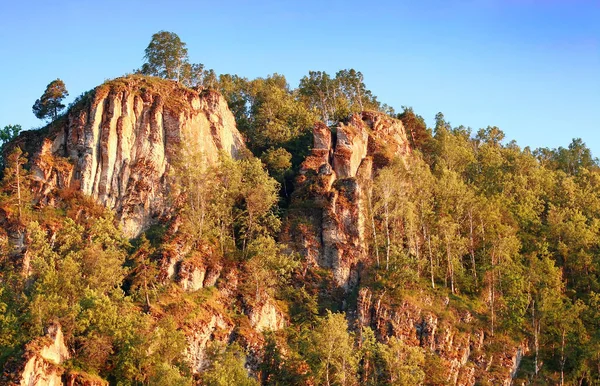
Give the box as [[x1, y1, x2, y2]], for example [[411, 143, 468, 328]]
[[235, 157, 281, 254], [335, 69, 379, 114], [246, 74, 316, 153], [200, 342, 258, 386], [0, 125, 21, 146], [298, 71, 336, 124], [261, 147, 292, 196], [298, 69, 380, 125], [0, 147, 32, 227], [245, 235, 298, 303], [130, 235, 158, 311], [358, 327, 380, 385], [378, 337, 425, 385], [0, 125, 23, 178], [307, 311, 358, 386], [398, 107, 430, 151], [32, 79, 68, 121], [373, 165, 404, 271], [142, 31, 190, 82]]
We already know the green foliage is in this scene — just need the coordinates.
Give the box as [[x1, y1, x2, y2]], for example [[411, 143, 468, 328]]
[[536, 138, 598, 175], [378, 337, 425, 385], [244, 235, 299, 303], [298, 69, 380, 124], [0, 124, 21, 146], [140, 31, 212, 88], [398, 107, 431, 151], [261, 147, 292, 181], [218, 73, 317, 162], [171, 146, 280, 258], [32, 79, 68, 121], [141, 31, 189, 82], [128, 235, 158, 311], [0, 286, 20, 364], [199, 342, 258, 386], [305, 311, 358, 385], [366, 114, 600, 383], [0, 146, 32, 228]]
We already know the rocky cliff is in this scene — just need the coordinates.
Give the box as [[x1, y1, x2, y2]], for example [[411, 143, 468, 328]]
[[357, 288, 527, 386], [285, 113, 526, 385], [287, 112, 410, 288], [10, 75, 245, 237], [2, 324, 107, 386], [2, 324, 68, 386]]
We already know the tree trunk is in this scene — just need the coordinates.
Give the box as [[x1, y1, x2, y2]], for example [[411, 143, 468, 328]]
[[424, 223, 435, 289], [490, 250, 496, 337], [445, 232, 455, 294], [469, 209, 477, 286], [560, 327, 566, 386], [532, 299, 540, 376], [144, 269, 151, 312], [356, 78, 363, 111], [384, 202, 391, 271], [326, 342, 332, 386]]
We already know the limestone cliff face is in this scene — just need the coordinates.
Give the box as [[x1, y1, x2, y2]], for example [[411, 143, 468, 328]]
[[12, 76, 245, 237], [2, 324, 108, 386], [2, 324, 69, 386], [288, 112, 410, 288]]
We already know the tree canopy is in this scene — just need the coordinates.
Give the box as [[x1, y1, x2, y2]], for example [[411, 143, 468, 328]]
[[32, 79, 68, 121], [141, 31, 189, 82], [140, 31, 212, 88]]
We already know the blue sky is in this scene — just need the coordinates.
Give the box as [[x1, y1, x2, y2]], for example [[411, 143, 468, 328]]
[[0, 0, 598, 154]]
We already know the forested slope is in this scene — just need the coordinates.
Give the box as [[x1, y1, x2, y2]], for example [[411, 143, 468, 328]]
[[0, 69, 598, 386]]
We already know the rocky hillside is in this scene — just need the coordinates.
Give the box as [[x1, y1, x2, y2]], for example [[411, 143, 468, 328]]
[[8, 76, 245, 237], [284, 114, 524, 385], [4, 74, 597, 385]]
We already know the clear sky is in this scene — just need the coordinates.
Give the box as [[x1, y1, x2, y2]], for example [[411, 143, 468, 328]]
[[0, 0, 598, 154]]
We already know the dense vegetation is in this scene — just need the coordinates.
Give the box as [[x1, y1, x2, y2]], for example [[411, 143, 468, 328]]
[[0, 31, 599, 385]]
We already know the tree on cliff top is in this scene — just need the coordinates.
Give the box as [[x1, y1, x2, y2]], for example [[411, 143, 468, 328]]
[[141, 31, 189, 82], [141, 31, 213, 88], [32, 79, 68, 122]]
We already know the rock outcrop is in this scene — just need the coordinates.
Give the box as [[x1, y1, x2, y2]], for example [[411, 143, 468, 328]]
[[10, 76, 245, 237], [248, 301, 286, 332], [186, 313, 235, 372], [288, 112, 410, 288], [2, 324, 69, 386], [357, 288, 527, 386]]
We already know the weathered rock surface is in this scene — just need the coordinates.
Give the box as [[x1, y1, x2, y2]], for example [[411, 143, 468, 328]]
[[2, 324, 69, 386], [169, 242, 223, 292], [186, 313, 235, 372], [10, 76, 245, 237], [357, 288, 527, 386], [248, 301, 286, 332], [288, 112, 410, 288]]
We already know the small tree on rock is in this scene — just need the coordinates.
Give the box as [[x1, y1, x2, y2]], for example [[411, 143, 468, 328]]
[[32, 79, 68, 122]]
